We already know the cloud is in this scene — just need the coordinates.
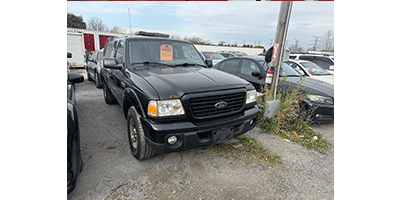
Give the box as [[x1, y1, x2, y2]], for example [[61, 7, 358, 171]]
[[67, 2, 156, 15]]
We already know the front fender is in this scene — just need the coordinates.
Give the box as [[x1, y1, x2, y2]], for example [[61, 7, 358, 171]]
[[123, 88, 146, 119]]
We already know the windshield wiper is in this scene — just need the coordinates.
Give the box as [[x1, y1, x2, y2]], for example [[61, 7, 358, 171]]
[[284, 75, 301, 77], [174, 63, 207, 68], [131, 61, 175, 68]]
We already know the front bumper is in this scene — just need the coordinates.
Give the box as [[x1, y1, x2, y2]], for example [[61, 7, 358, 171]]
[[141, 106, 259, 154], [304, 102, 334, 124]]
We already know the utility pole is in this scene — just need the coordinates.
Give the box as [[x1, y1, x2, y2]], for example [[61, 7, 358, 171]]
[[312, 35, 320, 51], [268, 1, 293, 100], [293, 38, 300, 51], [128, 8, 131, 34]]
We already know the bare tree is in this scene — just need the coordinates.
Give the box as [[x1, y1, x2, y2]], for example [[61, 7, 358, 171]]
[[321, 30, 334, 51], [87, 17, 107, 31], [110, 26, 126, 34], [183, 36, 205, 45], [170, 34, 182, 40], [218, 41, 226, 46]]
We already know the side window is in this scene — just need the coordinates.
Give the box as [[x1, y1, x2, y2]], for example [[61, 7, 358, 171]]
[[287, 62, 305, 75], [104, 42, 112, 57], [115, 41, 124, 63], [216, 61, 226, 71], [314, 57, 331, 70], [225, 59, 240, 74], [240, 59, 260, 76], [299, 56, 314, 61], [104, 40, 117, 58], [319, 57, 334, 65]]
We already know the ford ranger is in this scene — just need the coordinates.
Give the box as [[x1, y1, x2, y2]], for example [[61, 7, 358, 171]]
[[100, 33, 259, 160]]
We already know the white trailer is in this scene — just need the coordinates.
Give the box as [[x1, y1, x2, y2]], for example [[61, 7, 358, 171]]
[[67, 31, 85, 68]]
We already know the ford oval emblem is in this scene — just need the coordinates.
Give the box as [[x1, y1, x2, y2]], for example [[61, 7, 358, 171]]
[[215, 101, 228, 109]]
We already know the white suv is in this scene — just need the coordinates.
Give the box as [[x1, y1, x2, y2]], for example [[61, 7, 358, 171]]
[[289, 53, 334, 74]]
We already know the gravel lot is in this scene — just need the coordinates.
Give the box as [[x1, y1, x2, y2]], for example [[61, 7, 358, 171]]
[[67, 70, 333, 200]]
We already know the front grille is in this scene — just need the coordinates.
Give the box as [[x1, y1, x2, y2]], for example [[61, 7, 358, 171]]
[[188, 91, 246, 119]]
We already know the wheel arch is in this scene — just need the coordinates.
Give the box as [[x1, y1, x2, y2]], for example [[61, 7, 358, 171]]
[[123, 88, 146, 119]]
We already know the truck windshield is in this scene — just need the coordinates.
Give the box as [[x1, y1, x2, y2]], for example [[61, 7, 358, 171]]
[[128, 39, 205, 67]]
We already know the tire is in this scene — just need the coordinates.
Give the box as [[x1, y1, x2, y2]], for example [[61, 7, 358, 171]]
[[103, 85, 116, 105], [127, 106, 154, 160], [87, 70, 93, 81]]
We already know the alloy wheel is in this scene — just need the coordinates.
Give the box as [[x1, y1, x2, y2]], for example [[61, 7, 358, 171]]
[[129, 118, 138, 149]]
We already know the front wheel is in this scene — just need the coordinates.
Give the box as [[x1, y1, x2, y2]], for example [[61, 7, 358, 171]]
[[127, 106, 154, 160]]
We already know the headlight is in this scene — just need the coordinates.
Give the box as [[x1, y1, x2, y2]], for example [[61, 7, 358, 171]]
[[148, 99, 185, 117], [307, 95, 333, 105], [246, 90, 257, 104]]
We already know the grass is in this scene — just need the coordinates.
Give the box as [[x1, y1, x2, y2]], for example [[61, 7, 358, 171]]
[[106, 145, 117, 150], [213, 135, 281, 165], [257, 85, 330, 154]]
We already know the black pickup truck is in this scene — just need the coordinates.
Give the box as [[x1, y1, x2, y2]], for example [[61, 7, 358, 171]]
[[100, 34, 259, 160]]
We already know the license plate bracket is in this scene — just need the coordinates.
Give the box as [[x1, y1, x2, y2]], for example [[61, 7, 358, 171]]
[[212, 127, 234, 144]]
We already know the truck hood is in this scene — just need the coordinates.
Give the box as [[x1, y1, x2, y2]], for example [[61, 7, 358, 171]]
[[134, 66, 249, 99]]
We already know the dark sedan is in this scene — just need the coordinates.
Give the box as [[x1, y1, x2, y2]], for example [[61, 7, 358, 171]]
[[67, 52, 84, 194], [213, 56, 334, 123], [86, 49, 103, 88]]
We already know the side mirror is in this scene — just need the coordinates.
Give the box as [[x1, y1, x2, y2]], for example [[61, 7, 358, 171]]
[[68, 73, 84, 84], [251, 72, 265, 80], [329, 65, 334, 70], [264, 46, 273, 63], [103, 58, 122, 70], [67, 52, 72, 58], [205, 59, 213, 68]]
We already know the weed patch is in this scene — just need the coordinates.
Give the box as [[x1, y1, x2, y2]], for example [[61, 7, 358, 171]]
[[213, 135, 281, 165], [258, 86, 330, 154]]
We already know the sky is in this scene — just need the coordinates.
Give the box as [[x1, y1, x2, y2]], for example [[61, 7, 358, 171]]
[[67, 1, 333, 50]]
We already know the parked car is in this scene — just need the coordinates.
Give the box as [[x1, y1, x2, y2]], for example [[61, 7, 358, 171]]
[[100, 34, 259, 160], [289, 53, 334, 74], [67, 52, 84, 194], [285, 59, 333, 85], [213, 56, 334, 123], [86, 49, 104, 88], [200, 51, 225, 65], [219, 51, 247, 58]]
